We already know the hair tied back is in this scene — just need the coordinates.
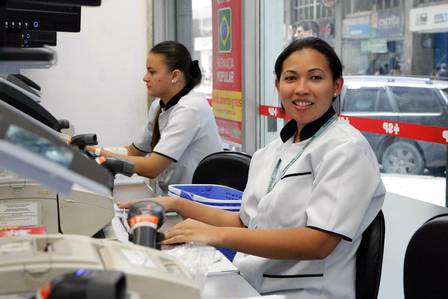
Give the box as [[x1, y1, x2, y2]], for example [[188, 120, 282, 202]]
[[190, 60, 200, 75]]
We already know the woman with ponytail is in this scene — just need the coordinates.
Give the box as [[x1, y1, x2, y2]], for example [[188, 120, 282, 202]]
[[90, 41, 222, 195]]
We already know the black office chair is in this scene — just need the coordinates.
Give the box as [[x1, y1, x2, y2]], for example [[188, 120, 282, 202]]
[[192, 151, 251, 261], [403, 213, 448, 299], [356, 210, 385, 299], [192, 151, 252, 192]]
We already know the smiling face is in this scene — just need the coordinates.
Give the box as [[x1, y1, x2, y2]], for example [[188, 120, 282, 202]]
[[275, 48, 343, 131], [143, 53, 176, 101]]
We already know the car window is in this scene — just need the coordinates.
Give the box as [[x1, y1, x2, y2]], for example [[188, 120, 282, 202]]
[[377, 88, 393, 112], [342, 87, 392, 112], [389, 87, 443, 113], [442, 89, 448, 104]]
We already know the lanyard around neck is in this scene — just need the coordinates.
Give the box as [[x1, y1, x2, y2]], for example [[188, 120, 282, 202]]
[[267, 115, 337, 193]]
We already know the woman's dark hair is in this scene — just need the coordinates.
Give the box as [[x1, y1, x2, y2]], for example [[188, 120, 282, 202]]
[[274, 37, 343, 81], [150, 41, 202, 91]]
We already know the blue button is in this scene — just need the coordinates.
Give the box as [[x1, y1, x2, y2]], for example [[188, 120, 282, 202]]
[[75, 268, 88, 277], [33, 21, 39, 28]]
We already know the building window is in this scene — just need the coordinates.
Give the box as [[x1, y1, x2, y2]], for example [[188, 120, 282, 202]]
[[417, 0, 443, 3], [291, 0, 334, 22], [353, 0, 374, 13], [377, 0, 401, 9]]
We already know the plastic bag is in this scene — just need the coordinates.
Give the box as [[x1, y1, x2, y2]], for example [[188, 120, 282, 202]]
[[165, 243, 219, 292]]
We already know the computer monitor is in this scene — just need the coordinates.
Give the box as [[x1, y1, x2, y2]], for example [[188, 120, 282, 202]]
[[0, 77, 60, 130], [0, 100, 113, 196], [9, 0, 101, 6], [5, 2, 81, 32], [4, 31, 57, 47]]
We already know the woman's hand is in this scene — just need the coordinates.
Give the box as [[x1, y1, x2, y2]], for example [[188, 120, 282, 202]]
[[163, 218, 222, 246], [116, 196, 178, 212], [86, 145, 96, 152]]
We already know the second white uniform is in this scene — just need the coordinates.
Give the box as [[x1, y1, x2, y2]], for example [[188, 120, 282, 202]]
[[133, 93, 222, 194]]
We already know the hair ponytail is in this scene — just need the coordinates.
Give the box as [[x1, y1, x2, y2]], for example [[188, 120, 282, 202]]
[[189, 60, 202, 89]]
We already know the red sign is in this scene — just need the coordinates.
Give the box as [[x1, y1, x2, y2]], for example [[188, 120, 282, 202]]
[[212, 0, 242, 144], [215, 118, 242, 144], [0, 226, 47, 237], [258, 105, 448, 144]]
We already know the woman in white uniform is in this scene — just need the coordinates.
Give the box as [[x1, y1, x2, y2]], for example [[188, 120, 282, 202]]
[[90, 41, 222, 194], [120, 37, 385, 298]]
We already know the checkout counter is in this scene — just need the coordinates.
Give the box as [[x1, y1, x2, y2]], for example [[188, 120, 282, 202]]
[[2, 2, 447, 299]]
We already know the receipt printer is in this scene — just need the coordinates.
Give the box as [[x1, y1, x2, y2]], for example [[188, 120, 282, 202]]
[[0, 234, 200, 299], [0, 173, 114, 236]]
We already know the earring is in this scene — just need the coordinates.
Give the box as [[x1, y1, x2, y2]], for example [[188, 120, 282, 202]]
[[171, 80, 177, 84]]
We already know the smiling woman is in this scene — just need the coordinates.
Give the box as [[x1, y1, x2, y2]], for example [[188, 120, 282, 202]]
[[119, 37, 386, 299], [274, 38, 343, 141]]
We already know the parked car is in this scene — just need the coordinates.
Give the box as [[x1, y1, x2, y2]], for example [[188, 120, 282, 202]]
[[339, 76, 448, 175]]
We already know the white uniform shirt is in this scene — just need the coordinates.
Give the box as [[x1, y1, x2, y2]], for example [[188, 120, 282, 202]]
[[233, 108, 385, 298], [133, 92, 222, 194]]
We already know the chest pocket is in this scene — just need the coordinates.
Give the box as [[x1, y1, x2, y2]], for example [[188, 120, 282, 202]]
[[281, 171, 312, 180], [256, 170, 314, 229]]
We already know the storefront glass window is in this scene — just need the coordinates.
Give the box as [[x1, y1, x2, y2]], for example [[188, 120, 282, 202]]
[[191, 0, 212, 96], [174, 0, 447, 206], [259, 0, 447, 206]]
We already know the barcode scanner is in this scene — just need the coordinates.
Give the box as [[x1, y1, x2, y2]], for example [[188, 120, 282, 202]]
[[127, 200, 166, 250]]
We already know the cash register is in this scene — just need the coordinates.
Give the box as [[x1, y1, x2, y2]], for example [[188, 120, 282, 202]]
[[0, 234, 201, 299]]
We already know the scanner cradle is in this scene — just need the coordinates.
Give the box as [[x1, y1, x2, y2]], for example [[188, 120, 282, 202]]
[[0, 234, 201, 299]]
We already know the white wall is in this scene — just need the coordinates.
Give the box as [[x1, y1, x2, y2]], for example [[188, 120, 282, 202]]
[[23, 0, 150, 147]]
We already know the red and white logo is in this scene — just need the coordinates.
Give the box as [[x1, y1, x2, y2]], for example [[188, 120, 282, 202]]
[[320, 0, 336, 8]]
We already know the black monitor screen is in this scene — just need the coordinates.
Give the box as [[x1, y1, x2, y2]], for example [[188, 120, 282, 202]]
[[8, 0, 101, 6], [6, 2, 81, 32]]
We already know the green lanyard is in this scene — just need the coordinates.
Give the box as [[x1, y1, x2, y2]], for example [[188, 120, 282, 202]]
[[267, 115, 337, 193]]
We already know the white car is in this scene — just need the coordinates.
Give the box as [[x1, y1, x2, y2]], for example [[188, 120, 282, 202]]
[[339, 76, 448, 175]]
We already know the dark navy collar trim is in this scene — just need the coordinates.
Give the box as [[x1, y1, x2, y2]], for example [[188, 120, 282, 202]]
[[280, 107, 336, 143], [160, 85, 191, 111]]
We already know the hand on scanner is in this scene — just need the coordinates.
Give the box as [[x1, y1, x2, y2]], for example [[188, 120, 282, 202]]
[[96, 156, 134, 177]]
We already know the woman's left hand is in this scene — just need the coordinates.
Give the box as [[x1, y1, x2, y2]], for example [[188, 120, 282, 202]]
[[163, 218, 222, 246]]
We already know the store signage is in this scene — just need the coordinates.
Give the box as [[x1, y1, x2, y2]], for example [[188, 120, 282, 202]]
[[361, 39, 388, 54], [377, 8, 402, 38], [343, 16, 371, 38], [410, 4, 448, 33], [212, 0, 242, 145], [348, 24, 370, 37], [320, 0, 336, 8]]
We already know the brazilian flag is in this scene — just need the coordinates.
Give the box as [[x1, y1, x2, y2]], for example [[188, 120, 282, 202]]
[[218, 7, 232, 52]]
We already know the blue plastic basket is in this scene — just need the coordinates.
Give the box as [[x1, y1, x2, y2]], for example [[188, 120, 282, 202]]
[[168, 184, 241, 260], [168, 184, 242, 211]]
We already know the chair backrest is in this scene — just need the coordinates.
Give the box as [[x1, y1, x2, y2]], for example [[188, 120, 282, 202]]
[[403, 213, 448, 299], [356, 210, 385, 299], [192, 151, 251, 191]]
